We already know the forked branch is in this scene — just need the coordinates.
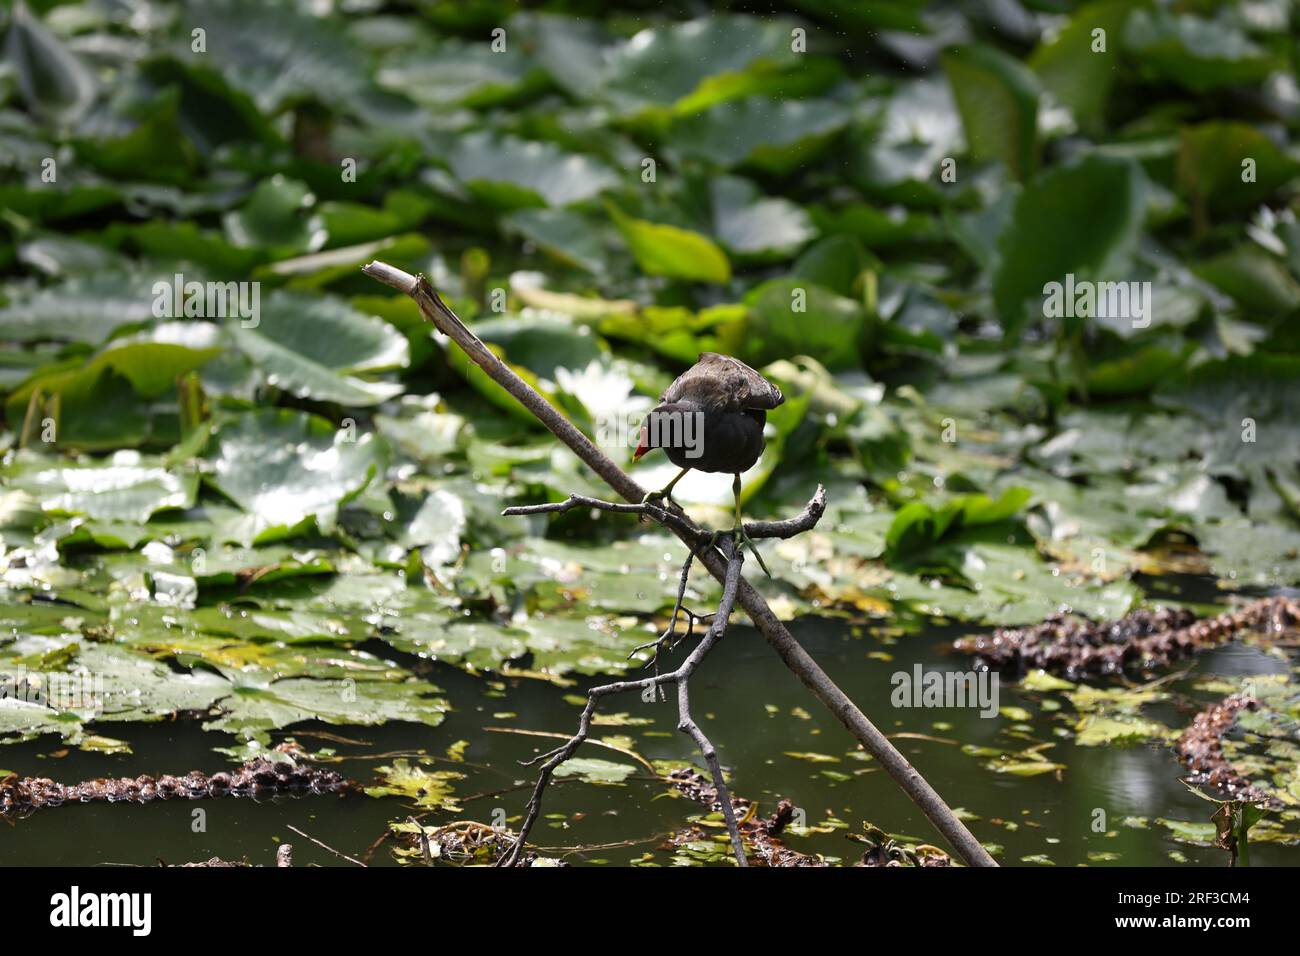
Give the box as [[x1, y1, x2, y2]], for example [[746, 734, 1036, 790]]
[[497, 542, 748, 867]]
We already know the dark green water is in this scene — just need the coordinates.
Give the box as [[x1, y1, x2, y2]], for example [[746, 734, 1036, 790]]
[[3, 590, 1297, 867]]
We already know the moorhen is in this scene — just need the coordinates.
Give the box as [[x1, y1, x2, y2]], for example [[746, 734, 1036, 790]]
[[633, 352, 784, 574]]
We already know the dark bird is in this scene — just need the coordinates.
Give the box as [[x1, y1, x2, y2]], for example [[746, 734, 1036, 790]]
[[633, 352, 784, 573]]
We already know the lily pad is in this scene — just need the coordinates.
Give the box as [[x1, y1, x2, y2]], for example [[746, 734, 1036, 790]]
[[366, 758, 464, 811], [447, 133, 618, 209], [553, 756, 638, 785], [231, 292, 408, 406], [608, 206, 731, 283], [4, 453, 198, 522], [203, 409, 388, 542]]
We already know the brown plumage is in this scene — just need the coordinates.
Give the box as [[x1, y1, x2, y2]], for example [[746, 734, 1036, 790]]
[[633, 353, 784, 576], [634, 352, 784, 474]]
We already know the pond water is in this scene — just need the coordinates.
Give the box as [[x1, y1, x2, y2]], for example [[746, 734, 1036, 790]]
[[3, 580, 1296, 867]]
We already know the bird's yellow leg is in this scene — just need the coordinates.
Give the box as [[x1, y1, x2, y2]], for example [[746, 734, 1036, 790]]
[[642, 467, 689, 505], [731, 473, 771, 577]]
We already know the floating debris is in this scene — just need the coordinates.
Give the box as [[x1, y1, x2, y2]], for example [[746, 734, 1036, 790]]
[[1, 755, 355, 819], [388, 819, 559, 867], [1175, 693, 1278, 807], [169, 858, 251, 868], [665, 767, 826, 867], [666, 767, 952, 866], [165, 845, 293, 867], [953, 596, 1300, 678], [852, 824, 954, 868]]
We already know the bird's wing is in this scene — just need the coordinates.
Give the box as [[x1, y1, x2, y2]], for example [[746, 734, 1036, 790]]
[[694, 352, 784, 411], [659, 368, 693, 406], [660, 353, 784, 411]]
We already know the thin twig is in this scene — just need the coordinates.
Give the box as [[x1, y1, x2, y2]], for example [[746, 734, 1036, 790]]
[[628, 546, 697, 689], [502, 487, 828, 543], [482, 727, 657, 773], [285, 824, 367, 867], [410, 817, 434, 865], [361, 260, 995, 868]]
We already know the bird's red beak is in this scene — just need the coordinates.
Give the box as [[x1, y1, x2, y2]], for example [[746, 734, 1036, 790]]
[[632, 426, 650, 462]]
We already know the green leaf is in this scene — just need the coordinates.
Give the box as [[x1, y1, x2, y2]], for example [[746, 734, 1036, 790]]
[[601, 15, 799, 115], [791, 235, 872, 298], [884, 488, 1031, 566], [740, 279, 868, 370], [608, 205, 731, 283], [942, 44, 1040, 181], [504, 209, 609, 274], [0, 696, 79, 742], [399, 489, 467, 568], [985, 759, 1064, 777], [318, 192, 433, 249], [7, 369, 158, 450], [711, 177, 816, 257], [1075, 714, 1172, 747], [993, 156, 1144, 332], [7, 341, 222, 443], [669, 96, 847, 172], [1086, 337, 1195, 397], [1177, 123, 1300, 219], [177, 0, 377, 114], [1124, 9, 1273, 93], [203, 409, 388, 542], [378, 39, 542, 109], [223, 175, 325, 259], [205, 677, 448, 736], [117, 221, 264, 276], [4, 1, 95, 120], [75, 89, 200, 186], [553, 756, 638, 785], [231, 292, 408, 406], [184, 606, 360, 644], [2, 455, 198, 522], [1158, 819, 1217, 845], [447, 133, 618, 209], [1192, 245, 1300, 316], [470, 314, 604, 383], [510, 12, 608, 100], [858, 77, 964, 193], [0, 273, 155, 344], [66, 644, 234, 727], [366, 758, 463, 810], [1030, 1, 1133, 129]]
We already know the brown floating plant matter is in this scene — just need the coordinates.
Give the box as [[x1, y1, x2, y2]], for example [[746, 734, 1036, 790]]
[[664, 767, 826, 867], [664, 767, 952, 867], [952, 596, 1300, 679], [0, 755, 356, 819], [1175, 693, 1278, 807]]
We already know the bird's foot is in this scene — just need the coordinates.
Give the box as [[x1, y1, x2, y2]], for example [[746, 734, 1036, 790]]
[[706, 526, 771, 577], [640, 488, 674, 509], [736, 524, 771, 577]]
